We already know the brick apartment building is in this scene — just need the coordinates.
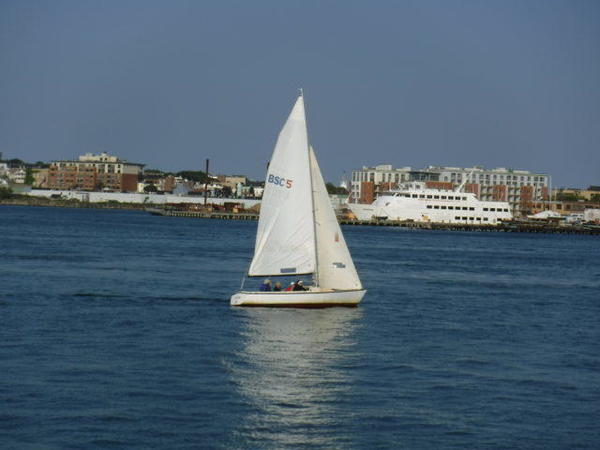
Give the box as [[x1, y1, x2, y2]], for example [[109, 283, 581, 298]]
[[48, 152, 144, 192], [351, 165, 550, 216]]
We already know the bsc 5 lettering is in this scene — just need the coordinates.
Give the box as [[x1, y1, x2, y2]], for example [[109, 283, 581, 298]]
[[268, 174, 293, 189]]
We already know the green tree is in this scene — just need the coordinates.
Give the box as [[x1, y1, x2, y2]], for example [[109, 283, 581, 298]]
[[25, 168, 34, 184], [6, 158, 25, 166], [0, 186, 13, 199], [556, 192, 580, 202], [144, 184, 158, 193], [326, 182, 349, 195]]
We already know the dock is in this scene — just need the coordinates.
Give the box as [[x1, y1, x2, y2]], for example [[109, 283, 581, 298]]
[[146, 208, 599, 235], [339, 219, 600, 235], [147, 208, 258, 220]]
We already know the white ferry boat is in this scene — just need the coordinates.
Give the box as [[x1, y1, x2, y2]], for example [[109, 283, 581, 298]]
[[349, 182, 512, 224]]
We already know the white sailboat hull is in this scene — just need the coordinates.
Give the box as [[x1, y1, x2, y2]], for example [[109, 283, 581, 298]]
[[230, 288, 366, 308]]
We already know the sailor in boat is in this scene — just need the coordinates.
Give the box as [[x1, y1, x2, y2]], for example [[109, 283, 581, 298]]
[[273, 282, 282, 291], [284, 282, 295, 292], [259, 279, 272, 291], [292, 280, 308, 291]]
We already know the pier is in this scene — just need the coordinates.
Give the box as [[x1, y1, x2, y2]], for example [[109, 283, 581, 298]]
[[147, 208, 258, 220], [339, 219, 600, 235], [146, 207, 599, 235]]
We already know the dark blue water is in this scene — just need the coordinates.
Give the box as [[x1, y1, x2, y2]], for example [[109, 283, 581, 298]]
[[1, 206, 599, 449]]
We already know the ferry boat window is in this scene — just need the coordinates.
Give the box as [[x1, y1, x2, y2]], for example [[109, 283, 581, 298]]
[[483, 208, 488, 211], [469, 207, 475, 211], [426, 205, 432, 209], [490, 208, 495, 211], [469, 217, 474, 220], [434, 195, 439, 199], [419, 195, 425, 198], [476, 217, 481, 220], [412, 194, 418, 198], [448, 206, 453, 209], [441, 196, 446, 199], [434, 205, 440, 209], [483, 217, 488, 221], [441, 206, 446, 209], [405, 194, 410, 198], [462, 217, 468, 220], [448, 196, 454, 200], [455, 216, 461, 220], [462, 197, 467, 200], [462, 207, 467, 210], [504, 208, 509, 212], [427, 195, 432, 199]]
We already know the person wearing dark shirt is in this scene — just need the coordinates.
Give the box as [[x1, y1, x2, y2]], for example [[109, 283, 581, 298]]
[[259, 279, 272, 291], [293, 280, 307, 291]]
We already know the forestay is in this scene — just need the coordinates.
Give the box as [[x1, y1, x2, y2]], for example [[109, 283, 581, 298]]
[[248, 96, 316, 277], [310, 147, 363, 290]]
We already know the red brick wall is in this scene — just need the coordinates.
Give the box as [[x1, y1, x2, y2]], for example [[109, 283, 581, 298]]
[[121, 173, 139, 192], [360, 181, 374, 204], [492, 185, 507, 201], [464, 183, 480, 198], [520, 185, 534, 210]]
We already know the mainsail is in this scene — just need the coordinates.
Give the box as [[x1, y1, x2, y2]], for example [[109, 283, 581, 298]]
[[248, 96, 316, 276], [309, 146, 363, 290]]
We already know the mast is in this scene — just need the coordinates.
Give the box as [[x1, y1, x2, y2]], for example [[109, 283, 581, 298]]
[[302, 89, 320, 287]]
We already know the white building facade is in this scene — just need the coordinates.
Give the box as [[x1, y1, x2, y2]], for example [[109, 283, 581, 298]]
[[350, 165, 551, 215]]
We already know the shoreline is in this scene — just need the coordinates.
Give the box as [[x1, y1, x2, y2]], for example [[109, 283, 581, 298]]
[[2, 197, 599, 235]]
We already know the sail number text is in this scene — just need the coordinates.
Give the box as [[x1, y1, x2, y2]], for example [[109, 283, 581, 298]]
[[268, 174, 293, 189]]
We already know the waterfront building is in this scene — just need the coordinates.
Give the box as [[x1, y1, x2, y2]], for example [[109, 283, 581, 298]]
[[7, 167, 26, 184], [350, 164, 551, 216], [555, 186, 600, 202], [217, 175, 247, 190], [47, 152, 144, 192]]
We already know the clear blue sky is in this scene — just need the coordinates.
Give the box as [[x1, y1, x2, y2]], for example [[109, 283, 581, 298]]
[[1, 0, 598, 187]]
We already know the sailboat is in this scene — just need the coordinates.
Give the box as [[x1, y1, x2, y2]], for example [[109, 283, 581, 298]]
[[230, 92, 366, 307]]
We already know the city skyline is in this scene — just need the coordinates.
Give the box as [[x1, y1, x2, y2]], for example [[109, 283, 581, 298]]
[[1, 1, 598, 188]]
